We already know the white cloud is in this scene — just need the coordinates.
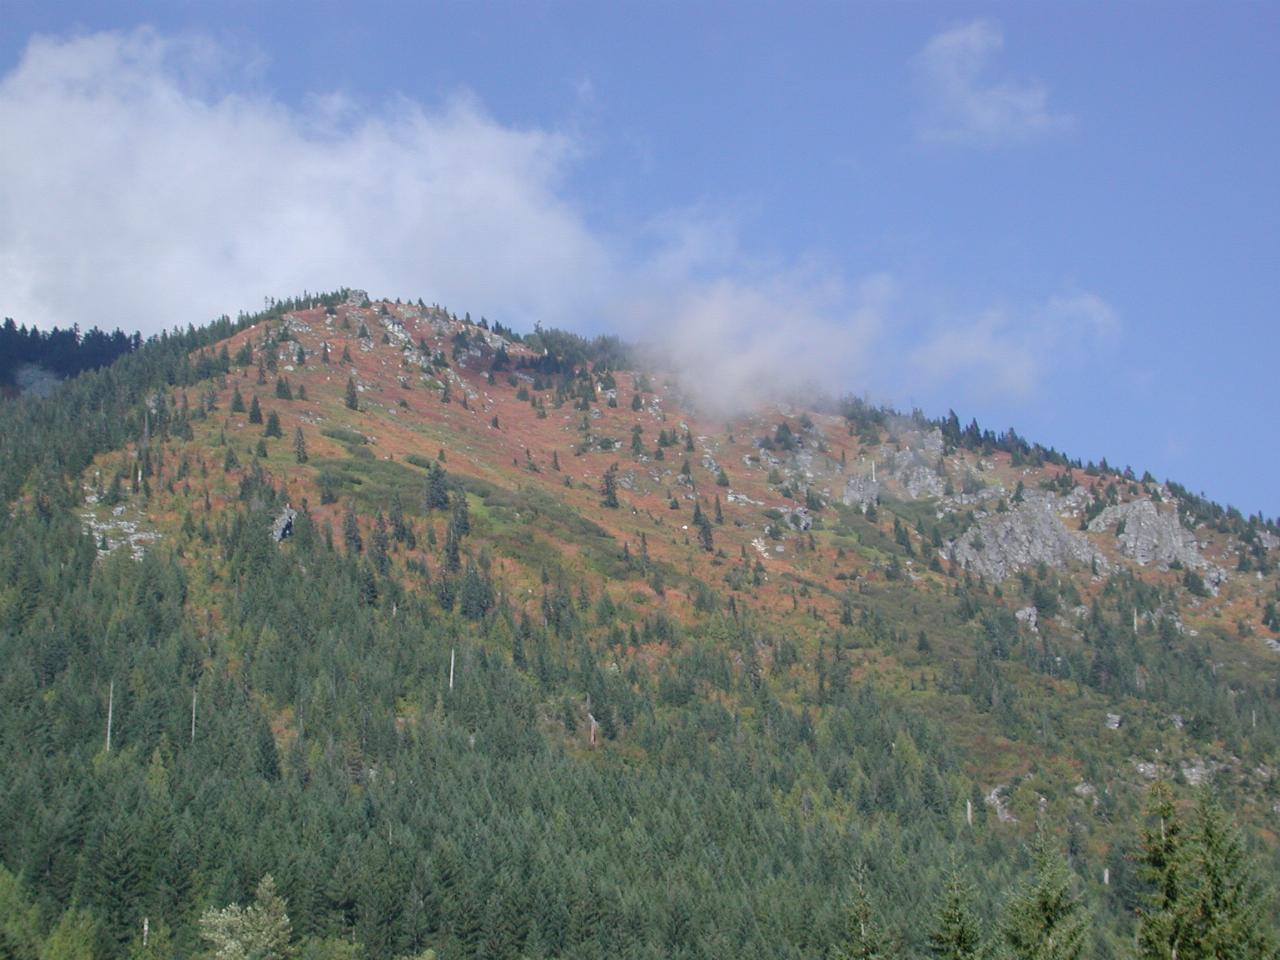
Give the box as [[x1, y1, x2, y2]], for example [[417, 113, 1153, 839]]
[[0, 28, 612, 334], [0, 27, 1107, 417], [912, 20, 1072, 145]]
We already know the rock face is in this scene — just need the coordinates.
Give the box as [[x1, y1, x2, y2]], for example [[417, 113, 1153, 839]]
[[272, 506, 298, 542], [842, 474, 879, 511], [883, 428, 947, 499], [1088, 499, 1226, 585], [951, 495, 1103, 582]]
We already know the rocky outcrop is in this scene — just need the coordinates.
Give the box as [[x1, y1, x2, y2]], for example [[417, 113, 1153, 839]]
[[1088, 499, 1226, 586], [883, 428, 947, 499], [842, 474, 879, 511], [272, 505, 298, 542], [951, 495, 1104, 582]]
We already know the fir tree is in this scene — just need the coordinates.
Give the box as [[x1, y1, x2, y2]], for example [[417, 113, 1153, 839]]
[[831, 866, 895, 960], [928, 866, 985, 959], [425, 462, 450, 511], [343, 503, 362, 554], [999, 833, 1089, 960], [248, 395, 263, 424], [264, 411, 283, 438], [601, 463, 620, 509], [344, 377, 359, 411], [231, 385, 245, 413], [293, 427, 307, 464]]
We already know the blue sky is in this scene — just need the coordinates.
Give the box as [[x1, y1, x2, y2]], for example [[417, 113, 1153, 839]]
[[1, 2, 1277, 517]]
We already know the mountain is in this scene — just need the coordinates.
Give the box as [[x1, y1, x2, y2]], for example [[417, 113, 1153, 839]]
[[1, 288, 1277, 959]]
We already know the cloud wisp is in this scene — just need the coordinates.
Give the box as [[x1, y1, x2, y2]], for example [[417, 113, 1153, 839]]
[[907, 291, 1118, 402], [912, 20, 1072, 145], [0, 28, 1110, 416]]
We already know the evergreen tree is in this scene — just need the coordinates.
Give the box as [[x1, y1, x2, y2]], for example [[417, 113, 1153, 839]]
[[999, 833, 1089, 960], [276, 377, 292, 400], [344, 377, 359, 411], [264, 412, 283, 438], [1136, 781, 1189, 959], [928, 866, 985, 960], [293, 427, 307, 464], [249, 395, 263, 424], [425, 463, 450, 511], [199, 875, 295, 960], [830, 866, 896, 960], [231, 385, 245, 413], [343, 503, 363, 554], [1180, 794, 1278, 959], [371, 512, 390, 575], [601, 463, 620, 509]]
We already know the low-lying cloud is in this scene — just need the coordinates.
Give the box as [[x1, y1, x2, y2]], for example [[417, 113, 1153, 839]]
[[0, 27, 1111, 416]]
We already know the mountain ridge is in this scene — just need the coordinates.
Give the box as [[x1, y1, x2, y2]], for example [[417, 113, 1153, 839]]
[[1, 286, 1277, 958]]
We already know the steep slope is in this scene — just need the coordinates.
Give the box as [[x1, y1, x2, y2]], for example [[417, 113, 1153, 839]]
[[3, 289, 1278, 958]]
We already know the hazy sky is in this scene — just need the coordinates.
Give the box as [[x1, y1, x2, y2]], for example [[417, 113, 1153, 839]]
[[1, 2, 1277, 517]]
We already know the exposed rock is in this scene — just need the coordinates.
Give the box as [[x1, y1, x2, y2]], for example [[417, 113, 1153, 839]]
[[272, 505, 298, 542], [1105, 713, 1122, 730], [788, 507, 813, 532], [345, 289, 369, 306], [951, 495, 1105, 582], [1088, 500, 1225, 587], [1015, 606, 1039, 632], [882, 428, 947, 499], [985, 785, 1018, 823], [842, 474, 879, 512]]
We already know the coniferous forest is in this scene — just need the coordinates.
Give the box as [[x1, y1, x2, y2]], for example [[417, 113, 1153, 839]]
[[0, 293, 1277, 960]]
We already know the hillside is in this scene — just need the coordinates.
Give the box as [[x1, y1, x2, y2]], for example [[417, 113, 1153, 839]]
[[1, 288, 1278, 959]]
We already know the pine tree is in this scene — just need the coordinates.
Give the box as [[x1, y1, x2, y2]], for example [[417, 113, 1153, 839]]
[[601, 463, 620, 509], [264, 411, 283, 438], [231, 385, 245, 413], [425, 462, 450, 511], [249, 395, 263, 424], [928, 866, 985, 959], [293, 427, 307, 464], [831, 866, 896, 960], [275, 376, 292, 400], [1181, 794, 1278, 959], [371, 512, 390, 575], [999, 833, 1089, 960], [1135, 781, 1188, 959], [343, 503, 362, 554], [345, 377, 359, 411]]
